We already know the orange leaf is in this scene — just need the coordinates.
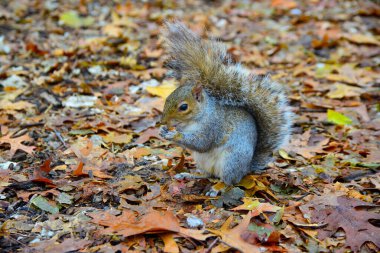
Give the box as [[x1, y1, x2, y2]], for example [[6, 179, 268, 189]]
[[40, 159, 52, 173], [160, 233, 179, 253], [0, 131, 36, 158], [31, 160, 56, 187], [271, 0, 297, 9], [73, 161, 87, 176], [208, 214, 260, 253], [89, 209, 180, 237], [136, 127, 164, 144]]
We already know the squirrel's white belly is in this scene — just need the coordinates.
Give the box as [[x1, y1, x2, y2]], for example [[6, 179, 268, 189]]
[[191, 146, 226, 178]]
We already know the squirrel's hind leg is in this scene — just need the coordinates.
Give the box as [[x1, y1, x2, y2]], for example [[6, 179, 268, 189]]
[[219, 140, 254, 185], [221, 153, 252, 185], [251, 150, 273, 171]]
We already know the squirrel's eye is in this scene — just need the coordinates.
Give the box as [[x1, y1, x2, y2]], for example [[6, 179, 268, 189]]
[[178, 103, 188, 111]]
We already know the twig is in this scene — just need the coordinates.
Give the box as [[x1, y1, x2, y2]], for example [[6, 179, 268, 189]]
[[53, 129, 67, 148], [205, 237, 219, 253], [20, 122, 45, 128]]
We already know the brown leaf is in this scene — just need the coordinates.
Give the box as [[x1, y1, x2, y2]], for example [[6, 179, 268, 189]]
[[40, 159, 52, 173], [0, 131, 36, 157], [72, 161, 86, 176], [160, 233, 179, 253], [232, 198, 281, 215], [300, 195, 380, 252], [31, 170, 55, 187], [271, 0, 297, 9], [136, 127, 164, 144], [89, 209, 180, 237], [208, 214, 261, 253], [102, 132, 133, 144], [344, 34, 380, 46], [30, 237, 91, 253], [25, 42, 48, 55], [0, 100, 35, 110], [30, 159, 55, 186], [285, 130, 330, 158]]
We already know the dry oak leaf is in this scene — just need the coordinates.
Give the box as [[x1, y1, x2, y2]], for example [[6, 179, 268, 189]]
[[285, 130, 329, 159], [30, 237, 91, 253], [208, 213, 260, 253], [136, 127, 164, 144], [0, 131, 35, 157], [300, 195, 380, 252], [232, 198, 281, 216], [160, 233, 179, 253], [89, 209, 181, 237]]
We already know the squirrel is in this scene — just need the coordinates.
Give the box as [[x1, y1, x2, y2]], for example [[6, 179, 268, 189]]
[[159, 22, 293, 185]]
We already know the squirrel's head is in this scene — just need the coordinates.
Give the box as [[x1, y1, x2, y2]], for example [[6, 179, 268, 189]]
[[161, 84, 206, 128]]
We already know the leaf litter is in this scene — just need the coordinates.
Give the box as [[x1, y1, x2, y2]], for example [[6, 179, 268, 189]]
[[0, 1, 379, 252]]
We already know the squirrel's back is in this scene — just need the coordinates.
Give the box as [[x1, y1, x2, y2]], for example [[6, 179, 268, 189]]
[[163, 22, 292, 170]]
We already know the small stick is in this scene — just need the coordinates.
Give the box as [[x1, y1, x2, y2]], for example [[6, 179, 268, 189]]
[[205, 237, 219, 253], [53, 129, 67, 148]]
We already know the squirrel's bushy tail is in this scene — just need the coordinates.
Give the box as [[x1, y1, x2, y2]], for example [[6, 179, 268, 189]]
[[163, 22, 292, 169]]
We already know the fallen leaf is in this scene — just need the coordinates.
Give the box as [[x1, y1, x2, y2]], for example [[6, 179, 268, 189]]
[[246, 221, 281, 245], [0, 100, 35, 110], [300, 195, 380, 252], [31, 159, 56, 186], [286, 130, 330, 158], [271, 0, 297, 9], [40, 159, 52, 173], [344, 34, 380, 46], [72, 161, 86, 176], [0, 131, 36, 158], [59, 11, 94, 28], [208, 214, 260, 253], [102, 132, 133, 144], [211, 187, 244, 208], [160, 233, 179, 253], [136, 127, 164, 144], [89, 209, 180, 237], [238, 175, 277, 198], [327, 109, 353, 125], [232, 198, 281, 216], [62, 95, 97, 108], [326, 83, 363, 99], [30, 195, 59, 214], [146, 80, 177, 99], [30, 238, 91, 253]]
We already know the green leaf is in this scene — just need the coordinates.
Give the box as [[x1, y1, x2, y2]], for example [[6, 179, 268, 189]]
[[357, 162, 380, 169], [31, 195, 59, 214], [56, 192, 73, 205], [69, 129, 95, 136], [272, 206, 284, 224], [327, 109, 352, 125], [59, 11, 94, 28]]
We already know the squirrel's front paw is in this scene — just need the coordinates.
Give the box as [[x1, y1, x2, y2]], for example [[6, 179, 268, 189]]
[[160, 125, 178, 140]]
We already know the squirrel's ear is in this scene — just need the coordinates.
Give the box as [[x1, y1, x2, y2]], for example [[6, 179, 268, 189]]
[[191, 84, 203, 102]]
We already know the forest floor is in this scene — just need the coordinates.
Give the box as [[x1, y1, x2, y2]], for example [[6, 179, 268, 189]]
[[0, 1, 379, 252]]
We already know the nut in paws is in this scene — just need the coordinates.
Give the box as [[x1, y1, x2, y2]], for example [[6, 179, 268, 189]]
[[159, 126, 178, 140]]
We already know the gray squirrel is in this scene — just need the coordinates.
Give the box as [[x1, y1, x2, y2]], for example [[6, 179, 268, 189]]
[[159, 22, 293, 185]]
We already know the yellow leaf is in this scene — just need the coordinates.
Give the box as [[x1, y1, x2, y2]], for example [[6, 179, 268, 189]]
[[102, 24, 123, 37], [0, 101, 35, 110], [59, 11, 94, 28], [278, 149, 296, 160], [345, 34, 380, 46], [103, 132, 133, 144], [327, 109, 352, 125], [146, 80, 178, 99], [326, 83, 363, 99]]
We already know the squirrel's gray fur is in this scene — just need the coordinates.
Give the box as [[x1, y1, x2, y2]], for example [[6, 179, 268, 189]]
[[160, 22, 293, 184]]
